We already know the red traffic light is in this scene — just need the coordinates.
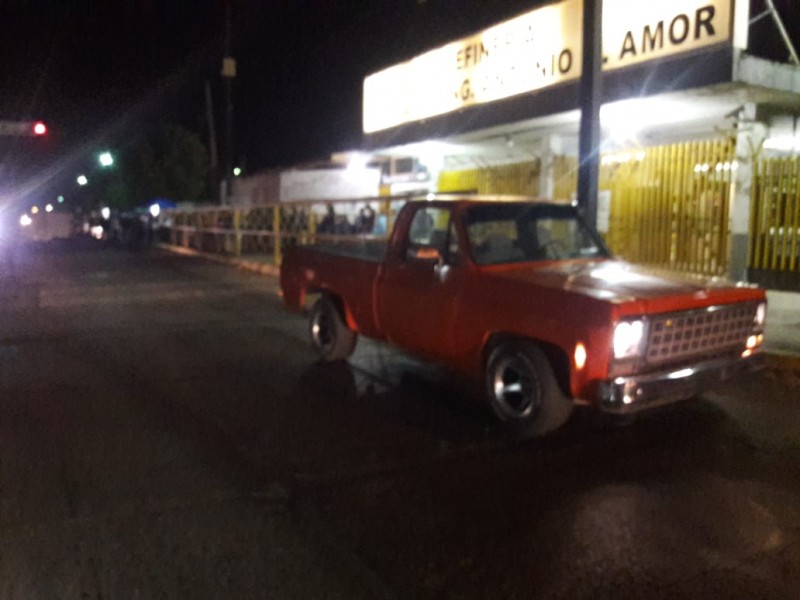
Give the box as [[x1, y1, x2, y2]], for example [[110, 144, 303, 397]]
[[32, 122, 47, 136]]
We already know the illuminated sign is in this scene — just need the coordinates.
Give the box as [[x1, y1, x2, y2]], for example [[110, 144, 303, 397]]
[[363, 0, 733, 133], [603, 0, 731, 70]]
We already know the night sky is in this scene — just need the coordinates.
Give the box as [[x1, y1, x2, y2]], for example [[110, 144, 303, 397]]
[[0, 0, 797, 201]]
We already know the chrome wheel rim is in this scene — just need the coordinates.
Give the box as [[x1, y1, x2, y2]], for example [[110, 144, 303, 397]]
[[310, 305, 335, 354], [490, 354, 539, 419]]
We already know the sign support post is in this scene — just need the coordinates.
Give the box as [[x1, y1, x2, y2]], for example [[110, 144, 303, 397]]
[[577, 0, 602, 228]]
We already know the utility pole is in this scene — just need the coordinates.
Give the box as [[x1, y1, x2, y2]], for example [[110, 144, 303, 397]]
[[222, 1, 236, 203], [204, 80, 219, 202], [577, 0, 603, 228]]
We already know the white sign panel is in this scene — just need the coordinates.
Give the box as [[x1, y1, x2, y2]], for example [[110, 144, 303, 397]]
[[363, 0, 732, 133], [279, 168, 381, 202]]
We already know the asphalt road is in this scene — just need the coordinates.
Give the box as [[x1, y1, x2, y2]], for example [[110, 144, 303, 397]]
[[1, 241, 799, 599]]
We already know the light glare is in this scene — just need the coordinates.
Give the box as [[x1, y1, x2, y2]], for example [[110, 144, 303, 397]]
[[755, 302, 766, 326], [763, 136, 800, 152], [613, 320, 644, 359]]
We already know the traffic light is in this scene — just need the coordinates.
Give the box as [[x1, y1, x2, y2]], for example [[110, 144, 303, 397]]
[[0, 120, 48, 137]]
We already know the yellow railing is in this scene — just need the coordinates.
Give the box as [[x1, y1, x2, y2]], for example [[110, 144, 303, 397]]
[[164, 142, 740, 277], [168, 145, 800, 282], [163, 197, 403, 266], [749, 156, 800, 274]]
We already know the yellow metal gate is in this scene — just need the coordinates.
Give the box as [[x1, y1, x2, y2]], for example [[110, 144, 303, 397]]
[[436, 140, 736, 276], [437, 162, 540, 195], [748, 156, 800, 289], [602, 139, 735, 276]]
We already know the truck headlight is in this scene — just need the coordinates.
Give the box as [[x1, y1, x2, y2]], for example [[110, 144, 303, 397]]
[[613, 320, 644, 359], [754, 302, 766, 327]]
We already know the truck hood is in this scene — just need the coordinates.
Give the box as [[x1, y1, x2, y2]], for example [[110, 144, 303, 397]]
[[487, 259, 756, 305]]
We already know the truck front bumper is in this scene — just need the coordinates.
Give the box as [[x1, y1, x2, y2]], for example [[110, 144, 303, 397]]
[[597, 354, 764, 414]]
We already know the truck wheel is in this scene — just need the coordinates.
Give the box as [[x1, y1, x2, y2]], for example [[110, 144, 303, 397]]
[[485, 341, 572, 437], [309, 297, 358, 361]]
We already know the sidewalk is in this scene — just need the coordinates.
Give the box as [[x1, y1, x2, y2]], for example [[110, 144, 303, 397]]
[[156, 244, 280, 277], [764, 290, 800, 371]]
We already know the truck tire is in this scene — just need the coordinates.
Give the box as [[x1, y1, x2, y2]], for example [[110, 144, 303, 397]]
[[485, 341, 572, 437], [308, 297, 358, 361]]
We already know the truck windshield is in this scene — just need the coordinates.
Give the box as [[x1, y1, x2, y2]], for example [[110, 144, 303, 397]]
[[466, 203, 610, 265]]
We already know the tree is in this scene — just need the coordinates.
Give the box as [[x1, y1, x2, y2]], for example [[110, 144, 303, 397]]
[[101, 123, 210, 211], [134, 124, 210, 203]]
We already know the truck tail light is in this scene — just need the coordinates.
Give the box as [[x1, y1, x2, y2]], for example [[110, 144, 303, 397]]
[[574, 342, 587, 370]]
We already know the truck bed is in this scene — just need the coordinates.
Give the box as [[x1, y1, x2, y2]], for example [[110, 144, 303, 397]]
[[280, 241, 386, 338], [300, 239, 387, 263]]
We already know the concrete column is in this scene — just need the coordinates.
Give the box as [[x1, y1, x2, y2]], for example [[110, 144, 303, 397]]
[[538, 135, 563, 199], [729, 104, 767, 282]]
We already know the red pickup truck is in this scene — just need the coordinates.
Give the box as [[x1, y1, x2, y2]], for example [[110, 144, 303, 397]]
[[280, 198, 766, 436]]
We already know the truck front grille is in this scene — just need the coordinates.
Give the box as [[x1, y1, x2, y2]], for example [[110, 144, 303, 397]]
[[645, 304, 756, 366]]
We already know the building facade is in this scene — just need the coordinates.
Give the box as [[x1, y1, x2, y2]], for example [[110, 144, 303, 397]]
[[357, 0, 800, 289]]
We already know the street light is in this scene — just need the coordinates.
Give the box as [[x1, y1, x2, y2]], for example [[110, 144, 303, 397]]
[[98, 152, 114, 167], [77, 175, 88, 186], [45, 204, 54, 213]]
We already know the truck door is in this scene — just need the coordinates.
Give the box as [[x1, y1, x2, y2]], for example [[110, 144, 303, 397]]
[[377, 205, 466, 358]]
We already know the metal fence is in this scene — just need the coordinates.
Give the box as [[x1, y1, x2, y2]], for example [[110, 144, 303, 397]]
[[432, 140, 738, 277], [748, 155, 800, 289], [160, 147, 800, 289], [438, 162, 541, 196], [163, 197, 402, 266], [601, 139, 736, 276], [749, 156, 800, 271]]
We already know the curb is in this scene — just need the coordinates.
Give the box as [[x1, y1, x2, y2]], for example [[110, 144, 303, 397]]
[[156, 243, 280, 277], [764, 353, 800, 375]]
